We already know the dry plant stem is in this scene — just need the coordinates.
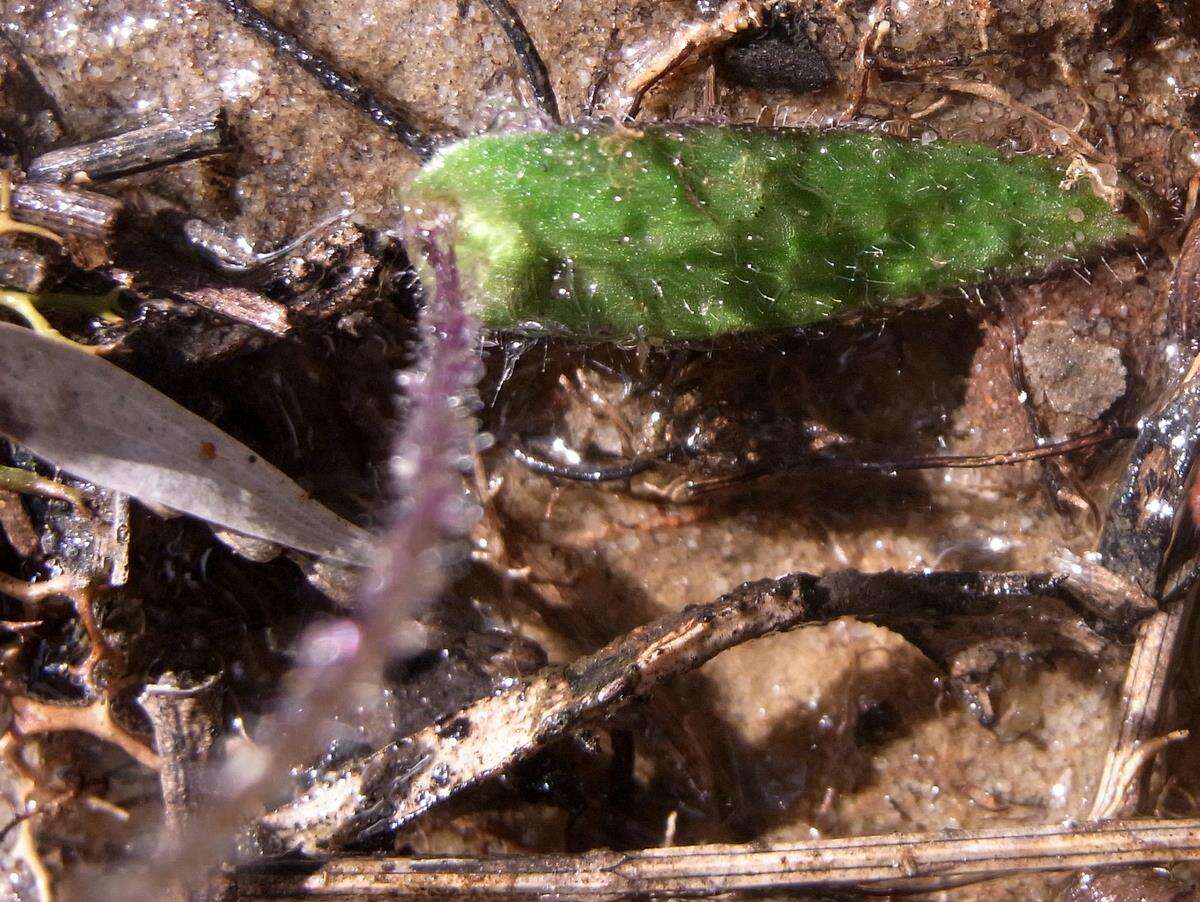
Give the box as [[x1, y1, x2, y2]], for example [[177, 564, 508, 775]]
[[235, 817, 1200, 899], [179, 284, 291, 335], [0, 464, 85, 508], [0, 487, 37, 556], [115, 237, 481, 895], [255, 567, 1114, 852], [0, 171, 62, 245], [9, 695, 160, 770], [139, 675, 224, 902], [139, 676, 222, 837], [623, 0, 779, 119], [25, 108, 230, 184], [11, 180, 122, 242], [1087, 309, 1200, 821], [925, 77, 1108, 162], [1089, 602, 1195, 821], [0, 240, 53, 293], [1171, 212, 1200, 347]]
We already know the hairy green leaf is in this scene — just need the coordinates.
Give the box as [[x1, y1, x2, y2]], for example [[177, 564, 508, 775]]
[[406, 126, 1134, 340]]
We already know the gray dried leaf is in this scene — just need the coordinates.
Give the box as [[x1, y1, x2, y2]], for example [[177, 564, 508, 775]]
[[0, 323, 372, 565]]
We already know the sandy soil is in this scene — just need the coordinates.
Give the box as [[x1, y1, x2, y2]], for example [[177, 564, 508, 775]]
[[2, 0, 1199, 898]]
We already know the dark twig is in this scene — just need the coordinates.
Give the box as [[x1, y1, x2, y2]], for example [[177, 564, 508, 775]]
[[513, 422, 1135, 497], [26, 108, 230, 184], [211, 0, 438, 160], [511, 442, 655, 482], [235, 817, 1200, 898], [1098, 373, 1200, 596], [0, 240, 53, 292], [478, 0, 561, 124], [253, 565, 1127, 853], [1084, 242, 1200, 825]]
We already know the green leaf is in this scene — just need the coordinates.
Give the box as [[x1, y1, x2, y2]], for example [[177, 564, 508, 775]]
[[406, 126, 1134, 340]]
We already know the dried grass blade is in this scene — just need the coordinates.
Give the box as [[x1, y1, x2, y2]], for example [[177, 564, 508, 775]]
[[0, 323, 371, 564]]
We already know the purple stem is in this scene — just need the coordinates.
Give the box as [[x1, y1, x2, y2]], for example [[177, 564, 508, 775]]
[[250, 230, 482, 760], [102, 233, 481, 896]]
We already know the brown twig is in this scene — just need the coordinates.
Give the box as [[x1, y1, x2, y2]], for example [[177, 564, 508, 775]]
[[9, 695, 160, 770], [234, 817, 1200, 898], [622, 0, 780, 119], [11, 180, 122, 243], [253, 566, 1126, 853], [923, 77, 1109, 162], [25, 108, 230, 185], [139, 674, 225, 902], [1084, 259, 1200, 823], [1173, 211, 1200, 374], [139, 674, 222, 836], [0, 487, 37, 557]]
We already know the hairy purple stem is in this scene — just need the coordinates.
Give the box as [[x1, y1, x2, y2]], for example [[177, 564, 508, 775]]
[[228, 230, 482, 778], [96, 234, 481, 897]]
